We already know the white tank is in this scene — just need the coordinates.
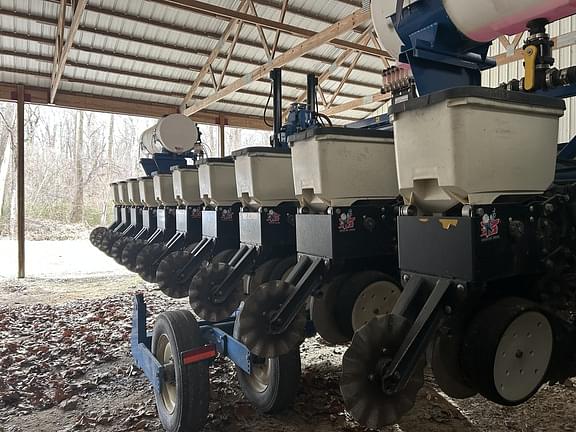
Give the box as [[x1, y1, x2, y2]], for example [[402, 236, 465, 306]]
[[172, 167, 202, 206], [443, 0, 576, 42], [153, 173, 178, 207], [110, 182, 121, 206], [371, 0, 576, 58], [233, 147, 296, 209], [138, 177, 157, 207], [117, 181, 129, 206], [126, 179, 141, 206], [198, 159, 238, 207], [140, 114, 199, 155], [290, 128, 398, 212], [390, 87, 565, 214]]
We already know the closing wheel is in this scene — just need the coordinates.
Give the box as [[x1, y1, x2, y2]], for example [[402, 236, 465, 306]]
[[156, 251, 195, 298], [462, 297, 554, 406], [152, 310, 209, 432], [136, 243, 167, 283], [122, 239, 147, 272], [238, 280, 306, 358], [90, 227, 107, 246], [233, 305, 301, 413], [430, 320, 477, 399], [340, 314, 425, 429], [110, 237, 131, 263], [310, 274, 352, 344], [100, 232, 120, 254], [189, 262, 243, 322]]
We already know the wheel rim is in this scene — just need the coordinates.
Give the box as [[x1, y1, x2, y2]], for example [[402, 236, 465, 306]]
[[493, 311, 553, 403], [156, 334, 177, 414], [244, 358, 273, 393], [350, 281, 401, 332]]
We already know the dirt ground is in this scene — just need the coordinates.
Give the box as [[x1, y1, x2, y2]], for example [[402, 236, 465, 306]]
[[2, 272, 576, 431]]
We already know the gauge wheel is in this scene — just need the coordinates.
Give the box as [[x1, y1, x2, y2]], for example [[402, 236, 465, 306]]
[[152, 310, 210, 432], [234, 305, 301, 413], [462, 297, 554, 406]]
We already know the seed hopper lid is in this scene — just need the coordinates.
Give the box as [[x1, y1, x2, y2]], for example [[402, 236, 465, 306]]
[[171, 165, 198, 172], [138, 176, 153, 180], [289, 127, 394, 144], [197, 157, 234, 165], [389, 86, 566, 115], [232, 146, 291, 158]]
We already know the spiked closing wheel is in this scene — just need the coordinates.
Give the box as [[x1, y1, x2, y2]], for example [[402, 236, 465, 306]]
[[136, 244, 166, 283], [100, 232, 121, 254], [238, 280, 306, 358], [189, 262, 244, 322], [340, 314, 425, 429], [90, 227, 107, 246], [122, 239, 147, 272], [156, 251, 194, 298], [110, 237, 131, 263], [462, 297, 554, 406]]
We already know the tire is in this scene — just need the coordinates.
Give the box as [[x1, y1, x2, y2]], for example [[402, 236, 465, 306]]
[[234, 306, 301, 413], [152, 310, 210, 432]]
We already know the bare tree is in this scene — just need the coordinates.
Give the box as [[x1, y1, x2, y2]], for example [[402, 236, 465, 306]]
[[70, 110, 84, 223]]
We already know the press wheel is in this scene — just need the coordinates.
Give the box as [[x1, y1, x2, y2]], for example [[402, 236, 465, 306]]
[[462, 297, 554, 405], [340, 314, 425, 429]]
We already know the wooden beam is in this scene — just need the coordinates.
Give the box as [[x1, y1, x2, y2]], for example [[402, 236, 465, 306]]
[[322, 92, 390, 117], [0, 11, 385, 85], [50, 0, 86, 103], [0, 83, 271, 129], [247, 0, 272, 61], [17, 85, 25, 279], [183, 9, 371, 116], [271, 0, 289, 58], [218, 20, 244, 90], [219, 123, 225, 157], [157, 0, 390, 58], [183, 0, 248, 103], [327, 49, 363, 109], [52, 0, 66, 84]]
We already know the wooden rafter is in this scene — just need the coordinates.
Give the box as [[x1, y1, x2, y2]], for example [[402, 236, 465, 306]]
[[322, 92, 390, 117], [327, 49, 363, 109], [218, 20, 244, 91], [271, 0, 289, 58], [182, 0, 248, 104], [0, 10, 385, 82], [182, 9, 371, 116], [287, 27, 372, 117], [158, 0, 390, 58], [52, 0, 66, 84], [50, 0, 86, 103], [247, 0, 272, 61]]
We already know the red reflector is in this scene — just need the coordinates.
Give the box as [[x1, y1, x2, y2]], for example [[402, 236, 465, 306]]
[[182, 345, 217, 365]]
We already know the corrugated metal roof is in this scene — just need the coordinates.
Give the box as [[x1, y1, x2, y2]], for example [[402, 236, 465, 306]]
[[0, 0, 386, 126]]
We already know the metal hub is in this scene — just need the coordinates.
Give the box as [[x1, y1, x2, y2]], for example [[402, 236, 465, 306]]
[[493, 311, 553, 403], [244, 358, 273, 393], [351, 281, 401, 332], [156, 334, 177, 414]]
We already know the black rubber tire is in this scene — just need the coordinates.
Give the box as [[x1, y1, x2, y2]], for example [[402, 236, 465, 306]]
[[267, 256, 297, 282], [462, 297, 553, 406], [310, 274, 352, 345], [335, 271, 400, 338], [234, 306, 301, 414], [152, 310, 210, 432]]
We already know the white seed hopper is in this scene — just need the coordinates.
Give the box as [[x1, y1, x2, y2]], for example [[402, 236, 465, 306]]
[[153, 172, 178, 207], [110, 182, 121, 206], [198, 158, 238, 207], [233, 147, 296, 209], [172, 166, 202, 206], [126, 179, 141, 206], [390, 87, 566, 214], [290, 128, 398, 212], [138, 177, 157, 207], [117, 181, 130, 206]]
